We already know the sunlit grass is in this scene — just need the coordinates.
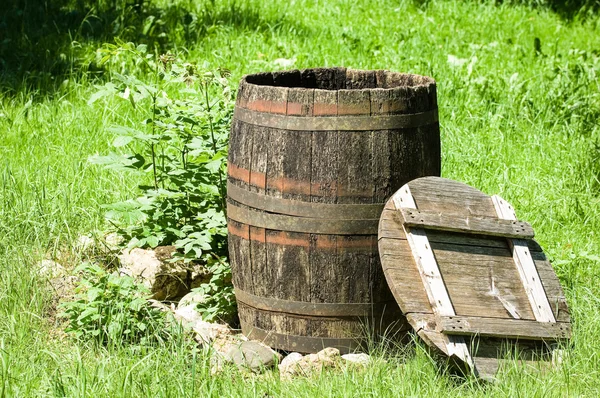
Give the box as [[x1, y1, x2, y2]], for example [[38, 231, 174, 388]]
[[0, 0, 599, 395]]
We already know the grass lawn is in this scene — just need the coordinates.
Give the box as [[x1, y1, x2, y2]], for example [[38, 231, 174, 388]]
[[1, 0, 599, 396]]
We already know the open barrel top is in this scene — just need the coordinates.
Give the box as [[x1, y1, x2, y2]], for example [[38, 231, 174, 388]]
[[235, 68, 438, 118]]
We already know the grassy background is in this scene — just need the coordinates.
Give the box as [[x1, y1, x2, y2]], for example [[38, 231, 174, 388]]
[[1, 0, 599, 396]]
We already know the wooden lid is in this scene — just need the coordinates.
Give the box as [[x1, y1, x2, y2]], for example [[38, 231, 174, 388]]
[[378, 177, 571, 379]]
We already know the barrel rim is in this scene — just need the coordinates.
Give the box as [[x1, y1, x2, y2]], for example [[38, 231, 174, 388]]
[[240, 67, 436, 92]]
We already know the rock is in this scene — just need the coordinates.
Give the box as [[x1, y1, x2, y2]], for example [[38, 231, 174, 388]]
[[37, 260, 65, 278], [75, 235, 95, 253], [341, 353, 370, 366], [279, 347, 341, 379], [103, 232, 123, 251], [173, 305, 203, 325], [278, 352, 304, 373], [192, 320, 232, 345], [178, 290, 209, 308], [222, 341, 282, 373], [118, 246, 211, 300], [209, 334, 249, 374]]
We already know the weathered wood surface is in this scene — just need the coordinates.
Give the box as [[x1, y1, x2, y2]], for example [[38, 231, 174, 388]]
[[228, 68, 440, 353], [492, 195, 556, 323], [439, 316, 571, 340], [399, 208, 534, 239], [392, 185, 474, 369], [378, 176, 571, 378]]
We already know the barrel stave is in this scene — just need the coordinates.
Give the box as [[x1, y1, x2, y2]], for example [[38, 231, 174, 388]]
[[227, 68, 440, 353]]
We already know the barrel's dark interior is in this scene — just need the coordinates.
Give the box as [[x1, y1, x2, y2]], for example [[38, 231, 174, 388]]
[[244, 68, 433, 90]]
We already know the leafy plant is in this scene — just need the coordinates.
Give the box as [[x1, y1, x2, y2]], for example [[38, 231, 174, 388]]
[[190, 259, 236, 322], [59, 262, 172, 346], [89, 42, 235, 321]]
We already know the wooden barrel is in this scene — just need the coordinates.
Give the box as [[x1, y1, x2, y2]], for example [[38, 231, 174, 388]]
[[227, 68, 440, 353]]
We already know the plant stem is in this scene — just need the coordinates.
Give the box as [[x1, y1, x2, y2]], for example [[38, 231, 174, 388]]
[[150, 95, 158, 190], [203, 82, 227, 216]]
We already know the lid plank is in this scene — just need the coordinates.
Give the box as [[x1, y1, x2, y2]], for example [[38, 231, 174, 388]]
[[392, 185, 475, 370], [399, 208, 534, 239], [491, 195, 556, 323], [439, 316, 571, 340]]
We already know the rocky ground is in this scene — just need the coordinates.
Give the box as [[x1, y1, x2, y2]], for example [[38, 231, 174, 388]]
[[40, 233, 375, 380]]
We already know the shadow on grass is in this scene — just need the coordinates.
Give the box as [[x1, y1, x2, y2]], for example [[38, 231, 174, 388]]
[[501, 0, 600, 20], [0, 0, 309, 95], [413, 0, 599, 20]]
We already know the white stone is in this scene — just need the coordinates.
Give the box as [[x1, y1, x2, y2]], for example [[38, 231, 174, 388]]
[[341, 353, 370, 366], [173, 304, 202, 325], [192, 320, 231, 344], [119, 248, 161, 285], [278, 352, 303, 373], [223, 340, 282, 372], [147, 299, 171, 312], [75, 235, 95, 252], [118, 246, 211, 300], [279, 347, 341, 379], [37, 259, 65, 278], [104, 232, 124, 251]]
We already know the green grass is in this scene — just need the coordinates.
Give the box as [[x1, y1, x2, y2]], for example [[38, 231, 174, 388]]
[[1, 0, 599, 396]]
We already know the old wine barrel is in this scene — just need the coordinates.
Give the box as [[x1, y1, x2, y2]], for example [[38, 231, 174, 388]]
[[227, 68, 440, 353]]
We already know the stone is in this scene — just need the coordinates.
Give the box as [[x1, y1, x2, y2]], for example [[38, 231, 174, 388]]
[[103, 232, 124, 251], [341, 353, 371, 366], [222, 341, 282, 373], [37, 259, 65, 278], [173, 304, 202, 325], [75, 235, 95, 253], [278, 352, 304, 373], [192, 320, 232, 345], [118, 246, 211, 300], [147, 299, 171, 312], [279, 347, 341, 379]]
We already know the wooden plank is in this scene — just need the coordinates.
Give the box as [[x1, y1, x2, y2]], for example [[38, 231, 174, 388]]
[[399, 208, 534, 239], [380, 262, 431, 314], [430, 240, 536, 320], [391, 185, 475, 370], [408, 177, 495, 218], [439, 316, 571, 340], [381, 251, 569, 322], [491, 195, 556, 323]]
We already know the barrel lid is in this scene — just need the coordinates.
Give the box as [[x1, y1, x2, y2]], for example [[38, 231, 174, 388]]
[[378, 177, 571, 379]]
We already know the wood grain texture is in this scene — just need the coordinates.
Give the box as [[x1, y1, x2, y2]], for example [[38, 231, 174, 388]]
[[392, 185, 474, 369], [378, 176, 571, 378], [228, 68, 439, 353], [492, 195, 556, 323], [399, 208, 534, 239], [439, 316, 571, 340]]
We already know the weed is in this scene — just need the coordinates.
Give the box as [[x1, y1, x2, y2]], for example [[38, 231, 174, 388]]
[[59, 262, 172, 347], [88, 42, 235, 321]]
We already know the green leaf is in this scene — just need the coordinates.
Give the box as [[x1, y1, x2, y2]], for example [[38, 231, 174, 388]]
[[113, 135, 134, 147], [145, 235, 160, 248]]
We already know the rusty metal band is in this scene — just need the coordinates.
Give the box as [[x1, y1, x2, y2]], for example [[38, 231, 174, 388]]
[[235, 288, 393, 317], [227, 201, 378, 235], [233, 106, 439, 131], [240, 324, 361, 354], [227, 181, 384, 220]]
